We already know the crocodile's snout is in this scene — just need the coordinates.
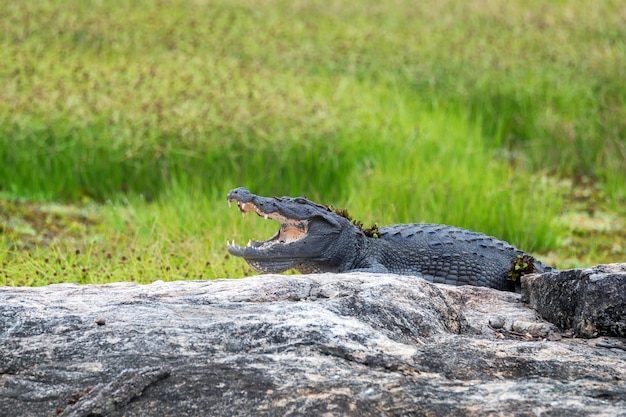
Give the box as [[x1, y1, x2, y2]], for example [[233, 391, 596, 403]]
[[227, 187, 254, 204]]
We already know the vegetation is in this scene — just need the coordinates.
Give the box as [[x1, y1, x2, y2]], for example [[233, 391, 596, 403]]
[[1, 0, 624, 286]]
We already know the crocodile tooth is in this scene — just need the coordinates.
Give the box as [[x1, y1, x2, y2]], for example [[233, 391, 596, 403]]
[[228, 200, 232, 208], [246, 240, 252, 247], [264, 214, 269, 220]]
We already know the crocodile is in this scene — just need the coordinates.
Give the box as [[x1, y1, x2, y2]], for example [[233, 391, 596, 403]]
[[226, 187, 554, 291]]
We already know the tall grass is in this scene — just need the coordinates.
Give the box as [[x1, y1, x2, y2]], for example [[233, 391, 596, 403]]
[[342, 101, 562, 250], [2, 1, 623, 197]]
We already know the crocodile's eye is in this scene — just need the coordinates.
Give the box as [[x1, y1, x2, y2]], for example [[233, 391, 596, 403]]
[[295, 197, 307, 204]]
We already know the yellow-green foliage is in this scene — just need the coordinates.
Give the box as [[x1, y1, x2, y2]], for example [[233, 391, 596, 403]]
[[1, 0, 624, 200]]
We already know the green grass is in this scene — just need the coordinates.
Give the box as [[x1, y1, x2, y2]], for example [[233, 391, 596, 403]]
[[1, 0, 624, 285]]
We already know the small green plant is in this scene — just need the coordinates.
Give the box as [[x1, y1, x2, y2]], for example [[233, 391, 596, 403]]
[[508, 255, 536, 283]]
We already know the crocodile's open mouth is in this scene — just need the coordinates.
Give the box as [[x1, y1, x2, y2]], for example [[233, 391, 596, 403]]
[[227, 197, 309, 252]]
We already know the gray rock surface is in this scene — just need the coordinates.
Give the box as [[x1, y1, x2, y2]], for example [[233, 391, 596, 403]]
[[1, 271, 625, 417], [522, 263, 626, 338]]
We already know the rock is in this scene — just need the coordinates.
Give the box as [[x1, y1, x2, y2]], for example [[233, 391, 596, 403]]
[[1, 272, 625, 416], [522, 263, 626, 338]]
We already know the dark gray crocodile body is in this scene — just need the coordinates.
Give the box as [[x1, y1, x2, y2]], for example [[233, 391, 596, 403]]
[[358, 223, 552, 290], [227, 188, 553, 291]]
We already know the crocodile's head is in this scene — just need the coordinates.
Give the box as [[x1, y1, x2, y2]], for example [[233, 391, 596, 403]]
[[227, 187, 360, 274]]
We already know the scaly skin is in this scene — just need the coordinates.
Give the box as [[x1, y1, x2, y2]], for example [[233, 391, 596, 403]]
[[227, 188, 553, 291]]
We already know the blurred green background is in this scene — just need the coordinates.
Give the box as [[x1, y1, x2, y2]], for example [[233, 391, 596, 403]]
[[1, 0, 624, 285]]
